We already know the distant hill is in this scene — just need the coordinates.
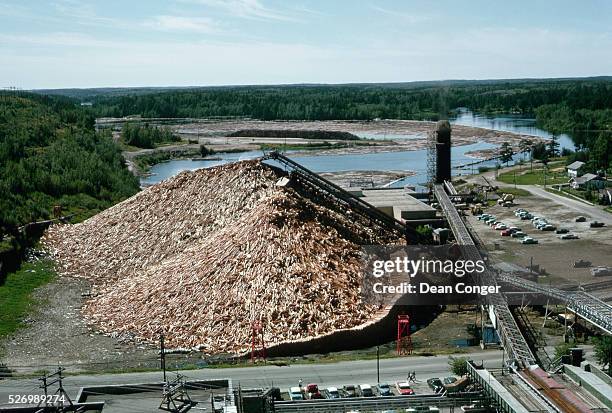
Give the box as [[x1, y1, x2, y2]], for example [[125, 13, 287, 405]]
[[31, 76, 612, 101]]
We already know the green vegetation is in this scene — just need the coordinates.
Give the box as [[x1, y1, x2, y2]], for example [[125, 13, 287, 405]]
[[0, 93, 139, 276], [122, 123, 180, 149], [80, 78, 611, 173], [227, 129, 360, 141], [0, 259, 55, 338], [592, 336, 612, 376], [85, 78, 612, 122], [554, 341, 578, 360], [496, 187, 530, 197], [448, 355, 469, 376], [132, 150, 197, 172], [260, 141, 376, 151], [498, 166, 568, 186], [499, 142, 514, 166], [199, 145, 215, 157]]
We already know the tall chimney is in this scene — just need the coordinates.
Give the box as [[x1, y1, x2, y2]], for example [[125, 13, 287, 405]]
[[435, 120, 451, 184]]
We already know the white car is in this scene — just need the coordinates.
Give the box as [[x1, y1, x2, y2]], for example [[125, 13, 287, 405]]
[[288, 387, 303, 400], [324, 387, 340, 399], [358, 384, 373, 397]]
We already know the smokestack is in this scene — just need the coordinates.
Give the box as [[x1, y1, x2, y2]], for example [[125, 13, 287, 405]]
[[435, 120, 451, 184]]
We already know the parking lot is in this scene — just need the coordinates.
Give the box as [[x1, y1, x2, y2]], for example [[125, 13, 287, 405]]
[[466, 193, 611, 294]]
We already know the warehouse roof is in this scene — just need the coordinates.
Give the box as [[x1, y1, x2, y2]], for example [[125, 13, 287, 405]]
[[567, 161, 585, 170]]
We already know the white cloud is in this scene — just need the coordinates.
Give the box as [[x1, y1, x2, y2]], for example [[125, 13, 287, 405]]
[[183, 0, 299, 22], [145, 16, 218, 34], [370, 5, 431, 24]]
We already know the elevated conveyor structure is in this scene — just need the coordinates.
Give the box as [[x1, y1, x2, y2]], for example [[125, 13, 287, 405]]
[[497, 274, 612, 335], [433, 183, 537, 368], [263, 151, 421, 243]]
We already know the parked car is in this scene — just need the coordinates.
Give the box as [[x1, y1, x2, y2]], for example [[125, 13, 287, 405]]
[[555, 228, 569, 234], [395, 381, 415, 395], [377, 383, 392, 396], [358, 384, 374, 397], [342, 385, 357, 398], [520, 213, 533, 220], [541, 224, 556, 231], [426, 378, 444, 393], [590, 221, 605, 228], [591, 267, 612, 277], [288, 387, 303, 401], [306, 384, 323, 399], [559, 234, 579, 240], [511, 231, 526, 238], [500, 229, 514, 236], [324, 387, 340, 399], [461, 405, 494, 412], [494, 224, 508, 230], [575, 216, 587, 222], [521, 237, 538, 244], [443, 377, 457, 385]]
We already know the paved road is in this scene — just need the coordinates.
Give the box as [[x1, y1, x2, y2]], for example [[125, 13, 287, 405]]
[[0, 350, 503, 406], [523, 185, 611, 224]]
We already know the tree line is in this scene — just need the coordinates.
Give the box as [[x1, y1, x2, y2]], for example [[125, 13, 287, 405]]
[[0, 93, 139, 277], [122, 123, 180, 149], [88, 79, 612, 121]]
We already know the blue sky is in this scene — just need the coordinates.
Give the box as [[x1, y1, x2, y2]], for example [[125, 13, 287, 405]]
[[1, 0, 610, 89]]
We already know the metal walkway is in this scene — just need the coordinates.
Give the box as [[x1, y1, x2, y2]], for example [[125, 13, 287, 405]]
[[497, 273, 612, 335], [263, 151, 421, 242], [274, 393, 486, 413], [433, 184, 538, 368]]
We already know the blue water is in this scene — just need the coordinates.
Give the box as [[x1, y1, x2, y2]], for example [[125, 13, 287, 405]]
[[140, 150, 264, 186], [141, 110, 569, 187], [450, 108, 575, 150]]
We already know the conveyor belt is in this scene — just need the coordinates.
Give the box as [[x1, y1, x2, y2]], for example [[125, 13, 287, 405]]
[[264, 151, 421, 242], [434, 184, 538, 368], [497, 274, 612, 335]]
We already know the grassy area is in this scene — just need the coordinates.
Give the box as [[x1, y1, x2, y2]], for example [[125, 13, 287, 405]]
[[498, 167, 568, 186], [0, 259, 55, 339], [496, 187, 531, 197]]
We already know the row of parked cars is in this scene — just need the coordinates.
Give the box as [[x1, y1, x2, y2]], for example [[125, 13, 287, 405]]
[[515, 209, 581, 240], [289, 381, 416, 401], [289, 376, 460, 401], [477, 212, 538, 244]]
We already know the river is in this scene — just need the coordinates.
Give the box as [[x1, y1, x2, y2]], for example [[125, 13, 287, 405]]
[[140, 110, 575, 188]]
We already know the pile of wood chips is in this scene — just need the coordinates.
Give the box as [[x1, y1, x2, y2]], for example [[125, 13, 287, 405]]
[[43, 160, 399, 354]]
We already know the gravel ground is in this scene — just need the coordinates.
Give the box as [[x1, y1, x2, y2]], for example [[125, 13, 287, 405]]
[[465, 192, 612, 296], [0, 276, 159, 374]]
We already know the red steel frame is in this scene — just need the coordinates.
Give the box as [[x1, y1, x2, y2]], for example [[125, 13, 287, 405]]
[[397, 315, 413, 355]]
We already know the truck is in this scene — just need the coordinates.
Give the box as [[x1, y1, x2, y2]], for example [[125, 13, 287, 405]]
[[497, 193, 515, 207]]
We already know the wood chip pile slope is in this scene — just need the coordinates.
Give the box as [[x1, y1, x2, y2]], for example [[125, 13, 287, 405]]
[[43, 160, 400, 354]]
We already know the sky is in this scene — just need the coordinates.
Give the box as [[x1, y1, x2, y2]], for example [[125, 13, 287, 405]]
[[0, 0, 611, 89]]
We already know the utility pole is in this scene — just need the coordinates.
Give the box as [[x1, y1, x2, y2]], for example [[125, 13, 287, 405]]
[[160, 335, 167, 382], [376, 345, 380, 383]]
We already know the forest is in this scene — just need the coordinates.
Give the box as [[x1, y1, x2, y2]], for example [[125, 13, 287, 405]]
[[122, 123, 180, 148], [85, 78, 611, 172], [0, 93, 139, 276], [87, 78, 612, 122]]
